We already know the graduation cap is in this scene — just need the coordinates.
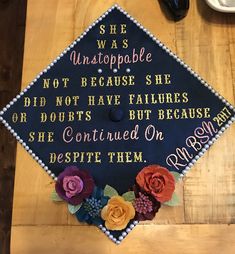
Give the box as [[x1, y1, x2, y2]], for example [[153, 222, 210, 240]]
[[1, 4, 235, 244]]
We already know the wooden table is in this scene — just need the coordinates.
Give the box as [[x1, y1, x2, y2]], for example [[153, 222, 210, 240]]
[[11, 0, 235, 253]]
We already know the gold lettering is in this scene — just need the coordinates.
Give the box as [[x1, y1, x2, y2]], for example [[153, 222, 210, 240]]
[[110, 24, 117, 34], [99, 24, 105, 34], [120, 24, 127, 34], [97, 40, 106, 49], [11, 112, 27, 123], [164, 74, 171, 84], [43, 78, 50, 88], [123, 39, 128, 48], [62, 78, 69, 88], [28, 132, 35, 142], [111, 40, 118, 49]]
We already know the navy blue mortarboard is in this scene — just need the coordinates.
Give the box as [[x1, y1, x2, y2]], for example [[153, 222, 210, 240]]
[[1, 4, 235, 243]]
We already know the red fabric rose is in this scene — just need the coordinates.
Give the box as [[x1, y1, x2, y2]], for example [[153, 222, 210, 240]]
[[136, 165, 175, 203]]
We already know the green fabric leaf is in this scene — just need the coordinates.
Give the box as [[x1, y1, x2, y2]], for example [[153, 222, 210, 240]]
[[68, 203, 83, 214], [163, 193, 180, 206], [103, 185, 119, 198], [51, 190, 63, 202], [171, 171, 181, 182], [122, 191, 135, 202]]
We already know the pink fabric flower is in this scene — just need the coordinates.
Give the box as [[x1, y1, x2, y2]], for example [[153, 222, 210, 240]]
[[63, 176, 84, 198], [55, 166, 94, 205]]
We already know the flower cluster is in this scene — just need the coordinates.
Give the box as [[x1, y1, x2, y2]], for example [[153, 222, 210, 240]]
[[133, 165, 176, 221], [52, 164, 177, 231]]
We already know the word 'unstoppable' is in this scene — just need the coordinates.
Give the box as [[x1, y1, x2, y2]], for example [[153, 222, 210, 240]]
[[69, 47, 152, 69]]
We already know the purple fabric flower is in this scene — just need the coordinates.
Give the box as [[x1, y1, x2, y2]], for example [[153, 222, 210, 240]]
[[133, 185, 161, 221], [55, 166, 94, 205]]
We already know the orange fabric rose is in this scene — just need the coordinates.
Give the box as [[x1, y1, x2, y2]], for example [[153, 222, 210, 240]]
[[101, 196, 135, 230], [136, 165, 175, 203]]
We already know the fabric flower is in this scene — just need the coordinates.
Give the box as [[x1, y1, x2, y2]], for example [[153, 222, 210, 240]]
[[76, 187, 109, 225], [63, 175, 83, 198], [55, 166, 94, 205], [133, 185, 161, 221], [136, 165, 175, 203], [101, 196, 135, 230]]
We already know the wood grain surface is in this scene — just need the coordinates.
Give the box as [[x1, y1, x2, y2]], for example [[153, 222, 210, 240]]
[[0, 1, 27, 254], [10, 0, 235, 253]]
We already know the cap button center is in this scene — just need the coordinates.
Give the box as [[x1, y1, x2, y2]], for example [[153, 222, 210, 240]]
[[109, 108, 124, 122]]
